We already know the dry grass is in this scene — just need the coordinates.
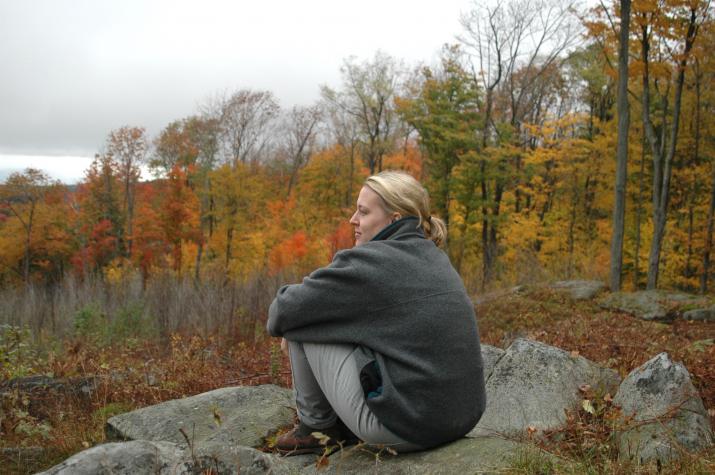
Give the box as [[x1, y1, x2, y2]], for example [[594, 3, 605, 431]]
[[0, 334, 293, 474]]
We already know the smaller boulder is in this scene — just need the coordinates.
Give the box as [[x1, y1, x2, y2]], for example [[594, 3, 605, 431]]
[[683, 306, 715, 323], [470, 339, 620, 437], [613, 353, 714, 464], [550, 280, 605, 300], [37, 440, 186, 475], [37, 440, 303, 475], [599, 291, 680, 321]]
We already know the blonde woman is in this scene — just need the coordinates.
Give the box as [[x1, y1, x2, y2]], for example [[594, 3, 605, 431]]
[[267, 170, 486, 454]]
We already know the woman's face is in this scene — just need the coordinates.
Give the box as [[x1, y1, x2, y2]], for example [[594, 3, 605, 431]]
[[349, 186, 397, 246]]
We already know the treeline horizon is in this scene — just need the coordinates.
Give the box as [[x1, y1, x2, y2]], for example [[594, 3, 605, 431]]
[[1, 0, 714, 341]]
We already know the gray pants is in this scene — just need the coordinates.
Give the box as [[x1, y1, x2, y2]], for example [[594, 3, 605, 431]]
[[288, 340, 423, 452]]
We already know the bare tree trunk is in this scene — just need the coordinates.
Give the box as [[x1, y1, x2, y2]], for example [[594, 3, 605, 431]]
[[702, 167, 715, 293], [348, 143, 355, 207], [609, 0, 631, 292], [645, 8, 698, 289], [686, 206, 694, 279], [568, 188, 578, 279], [634, 129, 646, 289]]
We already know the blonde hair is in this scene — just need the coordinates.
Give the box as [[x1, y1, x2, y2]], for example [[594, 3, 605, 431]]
[[364, 171, 447, 246]]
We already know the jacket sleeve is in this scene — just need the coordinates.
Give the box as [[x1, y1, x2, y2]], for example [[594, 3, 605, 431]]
[[266, 249, 370, 337]]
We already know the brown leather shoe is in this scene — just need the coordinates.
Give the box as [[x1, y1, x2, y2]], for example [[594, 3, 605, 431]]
[[275, 421, 345, 455]]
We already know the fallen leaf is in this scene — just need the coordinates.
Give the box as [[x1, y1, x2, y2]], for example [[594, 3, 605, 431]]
[[578, 383, 592, 393], [315, 454, 330, 468], [603, 393, 613, 403], [312, 431, 332, 446], [570, 350, 580, 358], [582, 399, 595, 415]]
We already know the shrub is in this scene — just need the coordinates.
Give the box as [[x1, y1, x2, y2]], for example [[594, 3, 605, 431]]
[[0, 324, 41, 379]]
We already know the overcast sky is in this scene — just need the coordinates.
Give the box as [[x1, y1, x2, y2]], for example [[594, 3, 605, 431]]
[[0, 0, 471, 183]]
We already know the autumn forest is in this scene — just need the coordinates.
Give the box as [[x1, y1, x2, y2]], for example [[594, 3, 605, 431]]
[[1, 0, 714, 340]]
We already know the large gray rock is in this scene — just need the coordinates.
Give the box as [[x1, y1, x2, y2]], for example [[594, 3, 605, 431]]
[[480, 344, 504, 381], [599, 290, 709, 321], [613, 353, 714, 464], [470, 338, 620, 437], [300, 436, 558, 474], [551, 280, 606, 300], [37, 440, 307, 475], [683, 306, 715, 322], [37, 440, 187, 475], [106, 385, 295, 448]]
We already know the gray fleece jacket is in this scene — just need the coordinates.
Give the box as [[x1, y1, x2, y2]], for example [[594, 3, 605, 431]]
[[267, 217, 486, 448]]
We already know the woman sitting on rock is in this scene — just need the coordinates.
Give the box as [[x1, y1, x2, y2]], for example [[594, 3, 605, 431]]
[[267, 170, 486, 454]]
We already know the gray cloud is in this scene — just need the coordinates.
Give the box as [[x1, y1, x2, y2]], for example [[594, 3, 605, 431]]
[[0, 0, 465, 160]]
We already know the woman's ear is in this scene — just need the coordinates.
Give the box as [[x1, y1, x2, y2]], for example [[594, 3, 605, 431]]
[[391, 213, 402, 223]]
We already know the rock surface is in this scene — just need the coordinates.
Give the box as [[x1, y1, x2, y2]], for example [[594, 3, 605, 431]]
[[599, 290, 710, 321], [301, 436, 557, 474], [470, 338, 620, 437], [613, 352, 714, 463], [106, 384, 295, 448], [550, 280, 606, 300], [480, 344, 504, 381]]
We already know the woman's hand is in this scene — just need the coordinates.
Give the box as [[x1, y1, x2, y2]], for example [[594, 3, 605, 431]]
[[280, 337, 289, 356]]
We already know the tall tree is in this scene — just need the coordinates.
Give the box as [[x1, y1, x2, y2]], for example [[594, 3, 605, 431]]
[[609, 0, 632, 291], [278, 104, 323, 197], [636, 0, 708, 289], [214, 89, 280, 167], [398, 46, 482, 270], [0, 169, 57, 284], [73, 154, 125, 274], [322, 51, 406, 174], [106, 126, 148, 259]]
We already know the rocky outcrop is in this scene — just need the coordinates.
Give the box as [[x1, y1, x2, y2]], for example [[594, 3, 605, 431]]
[[599, 290, 711, 321], [614, 353, 714, 464], [550, 280, 606, 300], [40, 341, 712, 474], [470, 338, 620, 437], [106, 384, 295, 448]]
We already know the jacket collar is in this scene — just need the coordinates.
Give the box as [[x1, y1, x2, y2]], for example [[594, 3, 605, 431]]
[[370, 216, 425, 242]]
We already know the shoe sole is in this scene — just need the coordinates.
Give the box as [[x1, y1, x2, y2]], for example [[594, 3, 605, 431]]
[[276, 444, 341, 456]]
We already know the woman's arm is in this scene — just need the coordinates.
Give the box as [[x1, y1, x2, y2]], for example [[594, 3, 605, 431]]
[[266, 249, 371, 337]]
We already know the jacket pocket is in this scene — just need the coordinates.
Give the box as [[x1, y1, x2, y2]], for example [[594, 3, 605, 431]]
[[355, 346, 383, 399]]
